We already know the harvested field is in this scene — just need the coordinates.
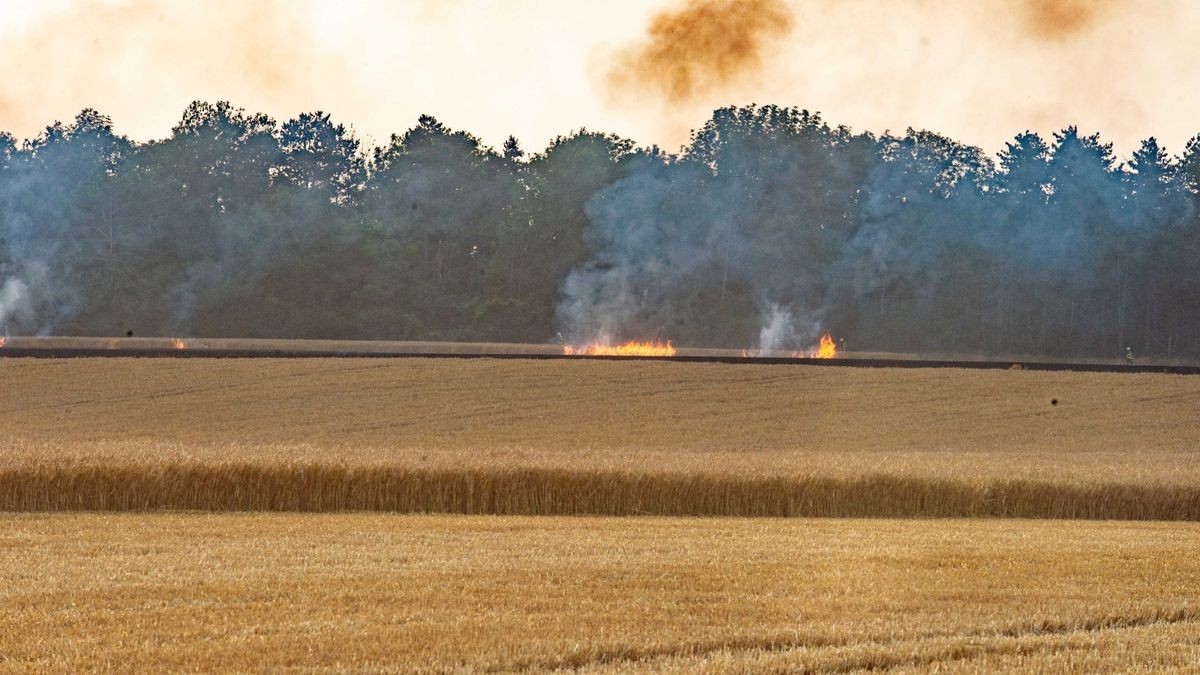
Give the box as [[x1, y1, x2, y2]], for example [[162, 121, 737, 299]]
[[2, 514, 1199, 671], [2, 357, 1199, 517]]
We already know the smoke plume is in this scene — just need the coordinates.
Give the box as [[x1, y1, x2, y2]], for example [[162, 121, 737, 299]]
[[0, 262, 69, 336], [604, 0, 794, 104], [1017, 0, 1120, 40], [756, 303, 819, 354], [555, 111, 838, 350], [552, 104, 1200, 358], [3, 0, 1198, 157], [0, 277, 30, 333]]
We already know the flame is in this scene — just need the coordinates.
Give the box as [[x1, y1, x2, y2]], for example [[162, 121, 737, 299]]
[[789, 332, 838, 359], [172, 338, 186, 350], [0, 336, 6, 348], [564, 340, 677, 357], [813, 332, 837, 358]]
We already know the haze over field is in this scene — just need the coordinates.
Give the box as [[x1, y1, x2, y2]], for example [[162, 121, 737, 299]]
[[2, 0, 1199, 154]]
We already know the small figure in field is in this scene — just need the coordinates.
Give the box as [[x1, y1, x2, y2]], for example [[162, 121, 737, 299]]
[[1125, 346, 1134, 365]]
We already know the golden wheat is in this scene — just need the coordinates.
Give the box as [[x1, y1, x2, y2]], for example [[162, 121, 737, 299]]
[[2, 514, 1198, 671], [2, 463, 1199, 519], [2, 357, 1198, 518]]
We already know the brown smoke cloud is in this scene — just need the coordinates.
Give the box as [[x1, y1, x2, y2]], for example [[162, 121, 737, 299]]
[[595, 0, 1193, 155], [1, 0, 1196, 158], [604, 0, 794, 104], [1016, 0, 1121, 40]]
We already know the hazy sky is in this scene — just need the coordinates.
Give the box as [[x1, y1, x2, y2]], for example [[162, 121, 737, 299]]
[[1, 0, 1198, 155]]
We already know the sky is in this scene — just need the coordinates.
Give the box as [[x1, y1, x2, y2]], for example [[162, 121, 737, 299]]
[[1, 0, 1198, 156]]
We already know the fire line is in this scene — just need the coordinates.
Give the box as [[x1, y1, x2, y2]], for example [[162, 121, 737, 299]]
[[563, 340, 676, 357]]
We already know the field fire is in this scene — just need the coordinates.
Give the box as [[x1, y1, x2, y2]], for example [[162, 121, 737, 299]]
[[3, 0, 1198, 670], [808, 332, 837, 359], [741, 332, 839, 359], [563, 339, 677, 357]]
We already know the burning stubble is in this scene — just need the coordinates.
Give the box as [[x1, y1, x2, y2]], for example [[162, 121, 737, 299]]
[[603, 0, 794, 105]]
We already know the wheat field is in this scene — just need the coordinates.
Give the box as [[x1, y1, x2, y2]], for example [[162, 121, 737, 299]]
[[2, 514, 1198, 671], [4, 357, 1199, 671], [2, 357, 1199, 517]]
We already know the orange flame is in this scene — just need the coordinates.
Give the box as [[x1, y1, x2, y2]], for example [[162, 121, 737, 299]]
[[789, 332, 838, 359], [813, 332, 837, 359], [564, 340, 677, 357], [0, 336, 6, 348], [172, 338, 186, 350]]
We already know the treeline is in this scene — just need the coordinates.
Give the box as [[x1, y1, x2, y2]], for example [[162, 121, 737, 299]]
[[1, 102, 1199, 359]]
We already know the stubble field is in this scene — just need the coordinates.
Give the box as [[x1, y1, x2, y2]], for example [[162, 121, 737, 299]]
[[3, 514, 1200, 672]]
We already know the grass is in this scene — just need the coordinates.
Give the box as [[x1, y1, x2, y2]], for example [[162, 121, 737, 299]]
[[2, 357, 1199, 517], [2, 514, 1198, 671]]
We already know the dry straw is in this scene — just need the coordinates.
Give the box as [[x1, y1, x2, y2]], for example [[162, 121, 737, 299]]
[[3, 462, 1198, 519]]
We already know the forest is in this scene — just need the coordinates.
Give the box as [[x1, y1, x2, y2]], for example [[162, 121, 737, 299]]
[[2, 102, 1199, 359]]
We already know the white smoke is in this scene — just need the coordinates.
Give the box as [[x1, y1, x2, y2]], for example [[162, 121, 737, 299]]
[[0, 262, 75, 336], [557, 266, 639, 345], [756, 302, 822, 354], [756, 303, 792, 354], [0, 276, 30, 333]]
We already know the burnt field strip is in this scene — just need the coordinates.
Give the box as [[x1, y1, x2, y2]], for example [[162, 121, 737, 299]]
[[2, 336, 1198, 374], [2, 356, 1198, 519]]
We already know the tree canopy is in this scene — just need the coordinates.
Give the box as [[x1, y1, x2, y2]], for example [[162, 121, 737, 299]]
[[2, 102, 1199, 360]]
